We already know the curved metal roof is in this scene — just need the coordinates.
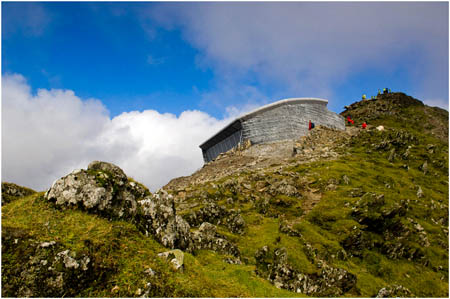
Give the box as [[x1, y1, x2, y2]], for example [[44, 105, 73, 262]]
[[199, 97, 328, 149]]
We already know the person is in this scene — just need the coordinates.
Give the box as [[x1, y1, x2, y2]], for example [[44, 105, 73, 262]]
[[308, 120, 315, 130], [347, 116, 354, 125], [377, 89, 381, 96], [362, 122, 367, 129]]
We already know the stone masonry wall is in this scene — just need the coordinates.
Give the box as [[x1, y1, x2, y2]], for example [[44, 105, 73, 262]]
[[241, 101, 345, 144]]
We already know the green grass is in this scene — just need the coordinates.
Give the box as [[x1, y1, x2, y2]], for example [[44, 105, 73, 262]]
[[2, 194, 305, 297]]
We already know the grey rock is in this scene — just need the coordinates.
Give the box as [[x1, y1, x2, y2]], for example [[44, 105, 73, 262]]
[[226, 210, 246, 234], [138, 191, 192, 250], [56, 250, 80, 269], [40, 241, 56, 248], [2, 228, 96, 297], [376, 284, 413, 297], [158, 249, 184, 271], [255, 245, 356, 296], [87, 160, 127, 186], [1, 182, 36, 204], [144, 268, 156, 277], [417, 186, 424, 198], [420, 161, 428, 175], [45, 162, 195, 251], [44, 163, 144, 219], [191, 222, 240, 257], [326, 184, 337, 191], [388, 148, 396, 162], [342, 175, 350, 185]]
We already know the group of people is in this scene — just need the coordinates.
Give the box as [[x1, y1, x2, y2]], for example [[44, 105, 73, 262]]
[[362, 87, 391, 100], [347, 116, 367, 129]]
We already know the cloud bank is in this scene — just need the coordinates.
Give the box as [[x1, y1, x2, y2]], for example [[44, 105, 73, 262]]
[[148, 2, 448, 109], [2, 74, 234, 191]]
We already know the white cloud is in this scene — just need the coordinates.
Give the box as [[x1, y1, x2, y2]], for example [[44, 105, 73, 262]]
[[148, 2, 448, 108], [2, 74, 233, 191]]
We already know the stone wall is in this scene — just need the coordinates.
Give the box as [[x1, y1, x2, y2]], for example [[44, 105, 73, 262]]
[[241, 100, 345, 144]]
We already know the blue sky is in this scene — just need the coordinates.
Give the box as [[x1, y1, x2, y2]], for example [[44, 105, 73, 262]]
[[3, 2, 216, 117], [2, 2, 449, 190]]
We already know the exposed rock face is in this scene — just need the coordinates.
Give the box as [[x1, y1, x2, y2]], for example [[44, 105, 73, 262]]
[[45, 161, 149, 221], [137, 190, 192, 250], [43, 161, 242, 255], [44, 162, 192, 250], [225, 210, 246, 234], [181, 201, 247, 235], [184, 202, 228, 227], [376, 284, 413, 297], [255, 246, 356, 296], [191, 222, 240, 257], [158, 249, 184, 271], [2, 227, 100, 297], [2, 182, 36, 204]]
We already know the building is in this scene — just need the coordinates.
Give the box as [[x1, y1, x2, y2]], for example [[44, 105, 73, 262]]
[[199, 98, 345, 163]]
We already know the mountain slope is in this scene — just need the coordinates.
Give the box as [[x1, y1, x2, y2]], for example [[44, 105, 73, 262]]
[[2, 92, 448, 297]]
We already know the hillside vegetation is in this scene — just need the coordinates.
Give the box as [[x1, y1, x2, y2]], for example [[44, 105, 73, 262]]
[[2, 92, 448, 297]]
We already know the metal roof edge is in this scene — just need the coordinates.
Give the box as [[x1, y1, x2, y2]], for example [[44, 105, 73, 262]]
[[199, 97, 328, 149], [239, 97, 328, 120]]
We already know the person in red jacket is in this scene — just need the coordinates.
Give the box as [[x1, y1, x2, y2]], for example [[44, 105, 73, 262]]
[[347, 116, 354, 125], [362, 122, 367, 129], [308, 120, 315, 130]]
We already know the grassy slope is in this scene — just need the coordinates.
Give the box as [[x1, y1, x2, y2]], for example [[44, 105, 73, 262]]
[[2, 94, 448, 297], [2, 193, 297, 297]]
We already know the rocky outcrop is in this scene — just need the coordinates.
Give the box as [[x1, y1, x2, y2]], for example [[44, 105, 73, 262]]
[[44, 161, 241, 254], [2, 182, 36, 205], [341, 92, 424, 123], [191, 222, 240, 257], [158, 249, 184, 271], [183, 202, 229, 227], [45, 161, 193, 251], [2, 227, 101, 297], [225, 210, 246, 234], [255, 246, 356, 296], [45, 161, 149, 221], [137, 191, 192, 250], [376, 284, 413, 297], [181, 201, 246, 235]]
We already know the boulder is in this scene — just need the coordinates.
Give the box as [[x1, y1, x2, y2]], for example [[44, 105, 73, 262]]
[[88, 161, 128, 186], [45, 162, 149, 221], [158, 249, 184, 271], [191, 222, 240, 257], [255, 245, 356, 296], [376, 285, 413, 297], [2, 182, 36, 205], [183, 202, 230, 227], [417, 186, 424, 198], [137, 190, 192, 250], [2, 227, 98, 298], [225, 210, 246, 234], [45, 162, 192, 251]]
